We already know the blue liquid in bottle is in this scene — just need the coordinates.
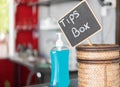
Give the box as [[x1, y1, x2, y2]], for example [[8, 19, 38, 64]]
[[50, 33, 70, 87]]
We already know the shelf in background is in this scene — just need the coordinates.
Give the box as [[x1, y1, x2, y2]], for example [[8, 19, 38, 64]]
[[28, 0, 81, 6]]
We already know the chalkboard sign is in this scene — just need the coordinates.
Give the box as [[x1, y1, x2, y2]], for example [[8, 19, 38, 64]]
[[58, 0, 102, 47]]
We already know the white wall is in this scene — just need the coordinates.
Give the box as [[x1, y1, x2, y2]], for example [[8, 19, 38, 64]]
[[87, 0, 116, 44], [39, 1, 80, 20]]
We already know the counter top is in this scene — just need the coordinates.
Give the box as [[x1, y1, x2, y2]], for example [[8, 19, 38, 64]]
[[24, 79, 78, 87], [9, 56, 78, 86], [9, 56, 51, 72], [9, 56, 77, 72]]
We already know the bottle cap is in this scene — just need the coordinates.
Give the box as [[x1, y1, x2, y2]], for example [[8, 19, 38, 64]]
[[56, 33, 63, 47]]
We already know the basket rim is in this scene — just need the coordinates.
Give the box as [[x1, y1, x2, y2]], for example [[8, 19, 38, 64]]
[[77, 57, 120, 64], [76, 44, 120, 51]]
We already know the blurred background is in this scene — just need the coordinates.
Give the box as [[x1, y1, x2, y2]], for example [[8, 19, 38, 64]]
[[0, 0, 120, 87]]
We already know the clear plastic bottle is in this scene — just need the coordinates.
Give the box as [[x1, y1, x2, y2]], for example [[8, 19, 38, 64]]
[[50, 33, 70, 87]]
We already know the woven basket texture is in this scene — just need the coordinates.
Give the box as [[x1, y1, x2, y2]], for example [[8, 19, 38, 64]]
[[78, 63, 120, 87], [77, 44, 120, 87], [77, 51, 119, 60]]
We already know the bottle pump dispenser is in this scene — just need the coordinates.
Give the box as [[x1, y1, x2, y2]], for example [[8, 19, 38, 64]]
[[50, 33, 70, 87]]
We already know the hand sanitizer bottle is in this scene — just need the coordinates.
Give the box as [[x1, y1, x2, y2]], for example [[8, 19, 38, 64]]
[[50, 33, 70, 87]]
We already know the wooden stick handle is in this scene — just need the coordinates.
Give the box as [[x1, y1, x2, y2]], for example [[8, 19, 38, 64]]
[[87, 38, 93, 46]]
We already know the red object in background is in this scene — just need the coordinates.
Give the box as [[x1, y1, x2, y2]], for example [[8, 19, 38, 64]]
[[16, 30, 39, 50], [15, 0, 39, 50], [15, 0, 39, 86], [21, 66, 37, 86], [14, 64, 37, 86], [32, 30, 39, 49], [16, 30, 33, 48], [0, 59, 14, 87], [0, 0, 39, 87], [15, 0, 38, 30], [15, 4, 33, 30]]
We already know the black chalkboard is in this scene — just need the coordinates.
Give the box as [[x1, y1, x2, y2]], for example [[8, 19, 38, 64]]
[[58, 0, 102, 47]]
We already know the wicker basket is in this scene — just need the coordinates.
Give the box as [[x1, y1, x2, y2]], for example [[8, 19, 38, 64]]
[[76, 44, 120, 87]]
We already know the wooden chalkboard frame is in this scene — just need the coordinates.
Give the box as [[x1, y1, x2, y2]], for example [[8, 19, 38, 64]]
[[57, 0, 102, 47], [116, 0, 120, 45]]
